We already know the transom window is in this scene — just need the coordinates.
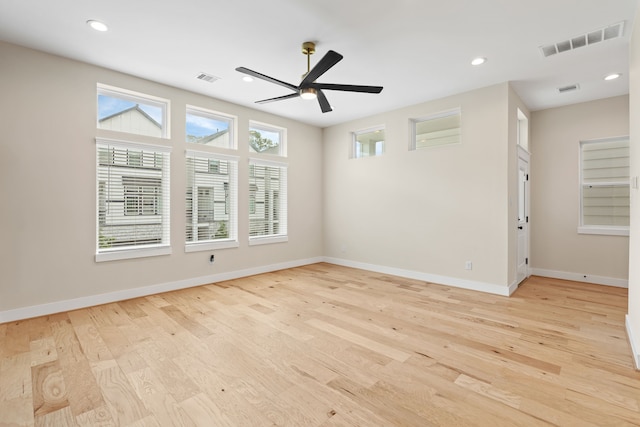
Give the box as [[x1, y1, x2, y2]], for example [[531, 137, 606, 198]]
[[97, 84, 169, 138], [249, 121, 286, 156], [186, 106, 235, 149], [410, 108, 461, 150]]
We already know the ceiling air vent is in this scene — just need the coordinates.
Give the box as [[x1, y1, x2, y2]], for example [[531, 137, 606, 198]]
[[540, 21, 625, 58], [558, 84, 580, 93], [195, 72, 220, 83]]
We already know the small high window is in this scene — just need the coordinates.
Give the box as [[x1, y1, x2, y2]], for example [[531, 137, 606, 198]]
[[186, 106, 235, 149], [249, 121, 286, 156], [352, 126, 385, 159], [410, 108, 461, 150], [97, 84, 169, 138]]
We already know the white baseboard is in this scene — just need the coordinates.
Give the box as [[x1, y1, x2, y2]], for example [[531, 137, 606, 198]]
[[530, 268, 628, 288], [0, 257, 324, 324], [626, 315, 640, 370], [323, 257, 513, 296]]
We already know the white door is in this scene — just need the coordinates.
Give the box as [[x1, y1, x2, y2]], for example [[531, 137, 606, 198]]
[[516, 152, 530, 284]]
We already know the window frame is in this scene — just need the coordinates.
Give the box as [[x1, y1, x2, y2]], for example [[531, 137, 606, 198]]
[[185, 105, 237, 149], [248, 158, 288, 246], [409, 108, 462, 150], [185, 150, 239, 252], [578, 136, 630, 236], [97, 83, 170, 139], [95, 137, 172, 262], [351, 125, 385, 159], [249, 121, 287, 157]]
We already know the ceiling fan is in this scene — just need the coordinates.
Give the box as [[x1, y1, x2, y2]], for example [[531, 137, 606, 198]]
[[236, 42, 383, 113]]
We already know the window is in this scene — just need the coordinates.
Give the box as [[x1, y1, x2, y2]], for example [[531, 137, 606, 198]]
[[352, 126, 385, 158], [579, 137, 630, 235], [517, 108, 529, 150], [186, 106, 235, 149], [249, 159, 288, 245], [96, 138, 171, 261], [97, 84, 169, 138], [249, 121, 286, 156], [185, 150, 238, 251], [410, 108, 461, 150]]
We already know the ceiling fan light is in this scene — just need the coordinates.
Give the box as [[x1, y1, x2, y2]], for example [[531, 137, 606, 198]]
[[300, 87, 317, 100]]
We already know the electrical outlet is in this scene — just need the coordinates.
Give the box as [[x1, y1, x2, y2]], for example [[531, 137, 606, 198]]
[[209, 254, 215, 264], [464, 261, 472, 270]]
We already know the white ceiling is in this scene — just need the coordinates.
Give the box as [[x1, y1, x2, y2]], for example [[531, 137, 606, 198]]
[[0, 0, 637, 128]]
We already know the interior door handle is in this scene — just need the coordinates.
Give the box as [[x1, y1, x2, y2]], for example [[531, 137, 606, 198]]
[[518, 226, 523, 230]]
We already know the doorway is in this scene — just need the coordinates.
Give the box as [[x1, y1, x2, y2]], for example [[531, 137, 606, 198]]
[[516, 149, 530, 285]]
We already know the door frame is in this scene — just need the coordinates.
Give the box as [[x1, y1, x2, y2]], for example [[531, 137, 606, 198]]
[[516, 146, 531, 285]]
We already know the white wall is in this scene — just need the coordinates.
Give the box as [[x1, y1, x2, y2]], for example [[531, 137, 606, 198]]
[[0, 42, 324, 319], [322, 83, 515, 294], [627, 3, 640, 369], [530, 96, 630, 286]]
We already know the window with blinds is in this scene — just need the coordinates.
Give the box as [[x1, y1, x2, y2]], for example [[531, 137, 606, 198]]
[[249, 158, 288, 245], [579, 137, 630, 235], [96, 138, 171, 261], [185, 150, 238, 251]]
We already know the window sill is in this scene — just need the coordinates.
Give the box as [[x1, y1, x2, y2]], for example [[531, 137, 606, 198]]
[[249, 235, 288, 246], [578, 226, 629, 237], [185, 240, 239, 252], [95, 245, 172, 262]]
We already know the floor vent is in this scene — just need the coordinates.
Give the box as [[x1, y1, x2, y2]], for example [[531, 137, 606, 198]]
[[195, 72, 220, 83], [558, 84, 580, 93], [540, 21, 625, 58]]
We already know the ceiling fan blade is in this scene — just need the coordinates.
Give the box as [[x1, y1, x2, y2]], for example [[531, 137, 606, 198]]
[[255, 93, 300, 104], [300, 50, 343, 86], [313, 83, 383, 93], [235, 67, 298, 92], [317, 90, 332, 113]]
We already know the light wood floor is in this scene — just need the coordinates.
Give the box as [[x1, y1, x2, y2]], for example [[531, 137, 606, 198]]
[[1, 264, 639, 426]]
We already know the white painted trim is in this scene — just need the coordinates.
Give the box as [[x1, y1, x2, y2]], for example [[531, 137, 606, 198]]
[[96, 245, 172, 262], [0, 257, 323, 324], [323, 257, 511, 296], [530, 268, 628, 288], [625, 315, 640, 370]]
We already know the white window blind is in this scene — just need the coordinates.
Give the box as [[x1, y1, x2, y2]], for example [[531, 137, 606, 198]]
[[96, 138, 171, 260], [249, 158, 288, 245], [580, 137, 629, 234], [185, 150, 238, 251]]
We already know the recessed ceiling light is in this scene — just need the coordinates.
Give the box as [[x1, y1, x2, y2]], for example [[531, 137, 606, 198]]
[[471, 57, 486, 66], [87, 20, 108, 32], [242, 76, 254, 82], [604, 73, 621, 81]]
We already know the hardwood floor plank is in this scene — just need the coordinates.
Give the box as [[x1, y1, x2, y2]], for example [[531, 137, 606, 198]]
[[1, 265, 639, 426]]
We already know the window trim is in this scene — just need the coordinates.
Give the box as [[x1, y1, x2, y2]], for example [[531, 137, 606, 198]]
[[97, 83, 170, 139], [409, 107, 462, 151], [248, 157, 288, 246], [351, 124, 385, 159], [578, 136, 630, 236], [185, 105, 237, 149], [185, 150, 239, 252], [95, 137, 172, 262]]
